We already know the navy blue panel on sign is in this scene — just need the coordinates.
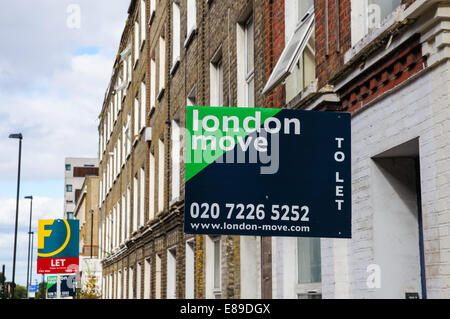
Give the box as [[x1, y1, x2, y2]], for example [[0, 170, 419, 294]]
[[60, 275, 77, 297], [185, 108, 351, 238]]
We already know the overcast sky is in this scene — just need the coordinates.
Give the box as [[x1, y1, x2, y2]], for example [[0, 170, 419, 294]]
[[0, 0, 130, 289]]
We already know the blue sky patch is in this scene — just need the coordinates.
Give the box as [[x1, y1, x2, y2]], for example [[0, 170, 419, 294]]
[[75, 46, 99, 56]]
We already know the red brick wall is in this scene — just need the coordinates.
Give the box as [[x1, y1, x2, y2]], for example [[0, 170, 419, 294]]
[[315, 0, 352, 89], [265, 0, 285, 109], [73, 166, 98, 177], [339, 34, 426, 112]]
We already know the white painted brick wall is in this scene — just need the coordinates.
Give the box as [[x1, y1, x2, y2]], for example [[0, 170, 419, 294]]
[[322, 59, 450, 298]]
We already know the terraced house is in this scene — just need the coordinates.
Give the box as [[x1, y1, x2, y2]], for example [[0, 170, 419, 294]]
[[264, 0, 450, 298], [98, 0, 273, 299], [98, 0, 450, 299]]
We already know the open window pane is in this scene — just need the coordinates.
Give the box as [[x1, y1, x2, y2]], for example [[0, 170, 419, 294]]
[[299, 0, 314, 21], [262, 10, 314, 94]]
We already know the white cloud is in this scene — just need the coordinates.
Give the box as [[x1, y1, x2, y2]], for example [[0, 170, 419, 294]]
[[0, 0, 129, 92], [0, 196, 63, 286], [0, 197, 63, 228], [0, 0, 130, 288], [0, 0, 129, 182]]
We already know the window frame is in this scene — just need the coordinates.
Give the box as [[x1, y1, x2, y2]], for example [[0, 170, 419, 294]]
[[166, 246, 177, 299], [134, 19, 140, 67], [296, 237, 322, 298], [140, 0, 146, 48], [158, 36, 166, 97], [171, 0, 181, 72], [185, 239, 195, 299], [262, 6, 315, 95], [210, 57, 223, 106], [351, 0, 403, 46], [133, 174, 138, 232], [244, 16, 254, 107], [150, 57, 156, 110], [171, 118, 181, 202], [185, 0, 197, 47], [149, 151, 156, 220], [213, 236, 221, 292], [144, 258, 152, 299], [158, 139, 165, 213], [134, 95, 139, 139], [139, 166, 145, 226], [140, 79, 147, 131]]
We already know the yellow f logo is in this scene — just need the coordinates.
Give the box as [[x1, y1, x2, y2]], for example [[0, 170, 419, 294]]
[[38, 220, 53, 249]]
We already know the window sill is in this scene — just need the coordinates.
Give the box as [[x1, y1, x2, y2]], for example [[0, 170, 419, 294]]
[[148, 106, 155, 118], [285, 79, 319, 110], [157, 87, 165, 101], [213, 289, 222, 298], [133, 135, 139, 147], [139, 126, 146, 135], [170, 58, 180, 76], [184, 27, 197, 49], [148, 11, 155, 25], [169, 196, 182, 207]]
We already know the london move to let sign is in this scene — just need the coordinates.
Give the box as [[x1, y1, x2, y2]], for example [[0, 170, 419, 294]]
[[37, 219, 79, 274], [184, 106, 351, 238]]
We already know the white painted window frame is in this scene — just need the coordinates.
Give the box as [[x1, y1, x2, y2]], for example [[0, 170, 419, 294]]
[[244, 16, 254, 107], [262, 5, 314, 95], [149, 151, 156, 220], [171, 119, 181, 201], [166, 246, 177, 299], [185, 239, 195, 299], [158, 139, 165, 213], [172, 0, 181, 71]]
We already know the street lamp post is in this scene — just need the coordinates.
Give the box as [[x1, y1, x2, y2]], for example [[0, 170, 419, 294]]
[[25, 195, 33, 296], [89, 209, 94, 258], [9, 133, 23, 299], [1, 264, 5, 299], [30, 232, 34, 294], [41, 274, 45, 299]]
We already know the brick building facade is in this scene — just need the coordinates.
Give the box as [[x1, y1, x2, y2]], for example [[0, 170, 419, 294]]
[[97, 0, 450, 299], [98, 0, 271, 299], [263, 0, 450, 298], [74, 175, 102, 294]]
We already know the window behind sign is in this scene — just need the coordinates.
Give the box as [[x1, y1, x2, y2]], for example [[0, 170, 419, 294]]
[[262, 1, 315, 101]]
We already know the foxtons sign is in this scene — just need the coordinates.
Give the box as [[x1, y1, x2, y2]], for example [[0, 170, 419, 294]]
[[184, 106, 351, 238], [37, 219, 79, 274]]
